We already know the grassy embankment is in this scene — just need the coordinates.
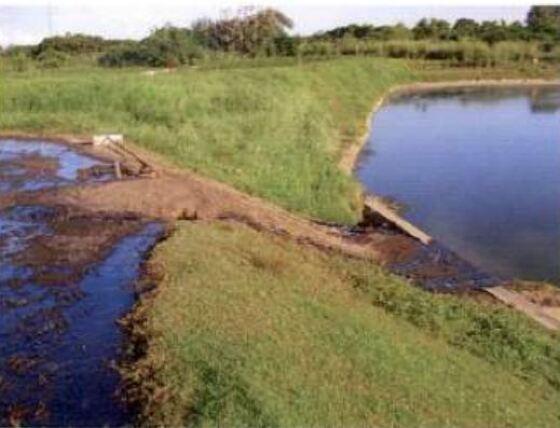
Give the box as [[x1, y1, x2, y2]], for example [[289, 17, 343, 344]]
[[2, 57, 556, 223], [122, 60, 558, 426], [1, 58, 417, 223], [128, 221, 560, 426]]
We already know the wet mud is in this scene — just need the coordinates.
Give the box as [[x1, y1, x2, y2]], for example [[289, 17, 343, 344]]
[[0, 138, 113, 194], [350, 209, 500, 292], [0, 139, 164, 426]]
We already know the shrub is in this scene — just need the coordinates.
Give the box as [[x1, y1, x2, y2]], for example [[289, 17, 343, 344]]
[[32, 34, 111, 57], [361, 40, 384, 56], [547, 44, 560, 62], [9, 51, 33, 72], [36, 48, 69, 68], [297, 40, 336, 57], [338, 35, 362, 56], [99, 27, 205, 68], [459, 41, 492, 66], [493, 42, 539, 64], [98, 41, 147, 67], [272, 34, 299, 56]]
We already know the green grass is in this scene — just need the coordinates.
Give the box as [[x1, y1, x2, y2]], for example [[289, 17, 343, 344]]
[[413, 59, 560, 81], [1, 57, 556, 222], [1, 58, 418, 223], [130, 221, 560, 427]]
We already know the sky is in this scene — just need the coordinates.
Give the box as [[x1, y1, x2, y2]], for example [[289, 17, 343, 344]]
[[0, 0, 544, 47]]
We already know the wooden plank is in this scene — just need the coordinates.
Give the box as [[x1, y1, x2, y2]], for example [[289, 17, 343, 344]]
[[114, 161, 122, 180], [485, 286, 560, 331], [365, 196, 433, 245]]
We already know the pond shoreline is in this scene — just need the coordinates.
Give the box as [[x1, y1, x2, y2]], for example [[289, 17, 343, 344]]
[[346, 78, 560, 329], [3, 112, 559, 334], [340, 78, 560, 175]]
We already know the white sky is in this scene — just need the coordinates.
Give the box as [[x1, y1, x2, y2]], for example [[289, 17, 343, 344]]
[[0, 0, 552, 47]]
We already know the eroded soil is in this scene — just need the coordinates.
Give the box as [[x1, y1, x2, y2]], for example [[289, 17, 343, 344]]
[[30, 138, 499, 292]]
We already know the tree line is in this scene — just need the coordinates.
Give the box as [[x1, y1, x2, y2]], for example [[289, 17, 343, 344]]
[[2, 5, 559, 69], [320, 6, 560, 45]]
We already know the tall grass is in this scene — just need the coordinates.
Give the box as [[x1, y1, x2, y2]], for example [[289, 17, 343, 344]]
[[128, 221, 560, 426], [1, 58, 416, 223], [299, 39, 546, 67], [1, 57, 556, 222]]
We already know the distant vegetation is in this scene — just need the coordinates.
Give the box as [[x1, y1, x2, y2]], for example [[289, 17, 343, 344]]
[[1, 33, 126, 70], [2, 5, 560, 70], [98, 27, 204, 68]]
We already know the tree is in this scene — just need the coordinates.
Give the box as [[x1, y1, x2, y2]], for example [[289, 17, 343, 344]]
[[452, 18, 479, 40], [526, 6, 560, 39], [142, 26, 203, 66], [413, 18, 451, 40], [478, 20, 509, 44], [192, 7, 293, 56], [99, 26, 204, 67]]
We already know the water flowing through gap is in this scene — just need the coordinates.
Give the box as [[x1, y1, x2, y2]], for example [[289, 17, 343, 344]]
[[0, 139, 164, 426], [356, 85, 560, 285]]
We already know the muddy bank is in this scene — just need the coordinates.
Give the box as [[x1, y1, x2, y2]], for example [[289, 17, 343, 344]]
[[36, 163, 501, 292], [1, 135, 544, 296], [15, 135, 504, 293], [345, 207, 499, 292]]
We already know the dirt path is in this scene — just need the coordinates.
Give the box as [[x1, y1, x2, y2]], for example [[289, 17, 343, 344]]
[[35, 170, 384, 261], [0, 137, 492, 286]]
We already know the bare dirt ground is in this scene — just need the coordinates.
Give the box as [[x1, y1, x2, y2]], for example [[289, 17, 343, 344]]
[[11, 139, 497, 291], [24, 140, 390, 261]]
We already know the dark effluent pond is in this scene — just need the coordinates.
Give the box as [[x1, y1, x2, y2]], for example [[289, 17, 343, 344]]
[[356, 86, 560, 285], [0, 139, 163, 426]]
